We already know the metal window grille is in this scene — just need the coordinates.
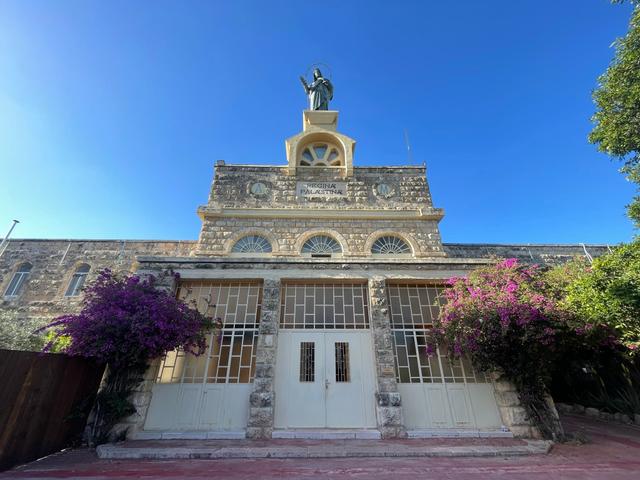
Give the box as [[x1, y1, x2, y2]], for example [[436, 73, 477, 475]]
[[371, 236, 411, 255], [4, 263, 32, 297], [65, 264, 90, 297], [301, 235, 342, 256], [334, 342, 350, 382], [387, 283, 486, 384], [156, 280, 262, 384], [232, 235, 272, 253], [280, 282, 370, 329], [299, 342, 315, 382]]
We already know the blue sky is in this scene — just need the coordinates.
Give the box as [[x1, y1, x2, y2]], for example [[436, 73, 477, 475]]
[[0, 0, 636, 244]]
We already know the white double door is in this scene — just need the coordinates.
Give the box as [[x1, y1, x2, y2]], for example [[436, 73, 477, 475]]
[[274, 330, 377, 429]]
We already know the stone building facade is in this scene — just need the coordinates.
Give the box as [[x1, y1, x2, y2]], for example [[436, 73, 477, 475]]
[[0, 108, 611, 441]]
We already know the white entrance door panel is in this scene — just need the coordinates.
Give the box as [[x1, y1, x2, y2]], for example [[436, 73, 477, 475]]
[[399, 382, 503, 430], [467, 384, 503, 429], [145, 383, 252, 431], [445, 384, 474, 427], [274, 330, 376, 429], [275, 331, 326, 428], [199, 385, 225, 429], [325, 331, 376, 428], [144, 384, 180, 430], [176, 385, 202, 428], [325, 332, 376, 428], [425, 385, 452, 427]]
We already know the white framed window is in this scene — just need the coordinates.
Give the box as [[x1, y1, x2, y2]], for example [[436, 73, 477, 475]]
[[387, 283, 486, 384], [4, 262, 32, 297], [65, 264, 90, 297], [371, 236, 412, 255], [301, 235, 342, 257], [231, 235, 272, 254]]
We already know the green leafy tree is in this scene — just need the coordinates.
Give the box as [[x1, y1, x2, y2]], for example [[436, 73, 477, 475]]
[[563, 239, 640, 352], [0, 311, 49, 351], [589, 2, 640, 225]]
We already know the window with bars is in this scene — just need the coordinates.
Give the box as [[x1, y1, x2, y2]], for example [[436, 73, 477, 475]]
[[387, 283, 487, 384], [334, 342, 350, 382], [280, 282, 370, 329], [299, 342, 315, 382], [156, 281, 262, 384]]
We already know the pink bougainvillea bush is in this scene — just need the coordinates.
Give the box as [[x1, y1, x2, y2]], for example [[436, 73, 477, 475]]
[[431, 258, 616, 439], [44, 269, 209, 369], [41, 269, 211, 444]]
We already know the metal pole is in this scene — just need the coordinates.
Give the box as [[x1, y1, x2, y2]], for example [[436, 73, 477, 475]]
[[0, 219, 20, 256]]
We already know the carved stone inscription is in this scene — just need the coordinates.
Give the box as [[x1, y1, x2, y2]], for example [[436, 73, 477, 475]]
[[296, 181, 347, 197]]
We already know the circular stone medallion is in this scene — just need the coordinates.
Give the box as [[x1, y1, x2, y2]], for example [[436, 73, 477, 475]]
[[375, 183, 394, 198], [250, 182, 268, 196]]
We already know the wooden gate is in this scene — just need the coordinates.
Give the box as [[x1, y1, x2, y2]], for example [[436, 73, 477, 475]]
[[0, 349, 105, 471]]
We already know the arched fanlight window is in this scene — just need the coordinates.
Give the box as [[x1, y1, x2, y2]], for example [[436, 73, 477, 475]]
[[65, 264, 91, 297], [4, 262, 32, 297], [302, 235, 342, 257], [299, 143, 342, 167], [371, 236, 412, 255], [232, 235, 273, 254]]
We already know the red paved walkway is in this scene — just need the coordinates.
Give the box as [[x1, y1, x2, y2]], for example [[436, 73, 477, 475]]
[[2, 414, 640, 479]]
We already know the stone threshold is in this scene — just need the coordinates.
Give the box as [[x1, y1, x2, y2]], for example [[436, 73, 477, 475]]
[[97, 439, 552, 459], [407, 429, 513, 438], [272, 429, 381, 439], [130, 431, 245, 440]]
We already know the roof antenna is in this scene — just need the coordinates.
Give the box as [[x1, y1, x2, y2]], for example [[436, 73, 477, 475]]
[[404, 129, 416, 165]]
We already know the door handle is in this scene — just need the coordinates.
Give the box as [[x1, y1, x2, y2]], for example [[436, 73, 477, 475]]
[[325, 379, 330, 390]]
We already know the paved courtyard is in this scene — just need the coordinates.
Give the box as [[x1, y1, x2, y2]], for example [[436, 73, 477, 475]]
[[2, 414, 640, 479]]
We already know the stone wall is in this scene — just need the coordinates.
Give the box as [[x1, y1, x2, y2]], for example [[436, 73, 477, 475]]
[[444, 243, 610, 265], [197, 217, 445, 257], [207, 165, 436, 210], [196, 165, 446, 258], [0, 239, 195, 329]]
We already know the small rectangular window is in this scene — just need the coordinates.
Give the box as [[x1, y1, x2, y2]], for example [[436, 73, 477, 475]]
[[335, 342, 350, 382], [299, 342, 315, 382]]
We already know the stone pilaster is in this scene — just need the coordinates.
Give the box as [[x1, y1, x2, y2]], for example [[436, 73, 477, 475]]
[[368, 277, 406, 438], [246, 278, 281, 439]]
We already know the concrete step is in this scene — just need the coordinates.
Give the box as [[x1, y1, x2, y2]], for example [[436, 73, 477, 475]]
[[272, 429, 381, 440], [407, 429, 513, 439], [97, 439, 552, 459], [129, 431, 246, 440]]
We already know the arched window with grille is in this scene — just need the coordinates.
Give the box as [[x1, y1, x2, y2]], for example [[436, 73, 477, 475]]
[[231, 235, 273, 254], [4, 262, 32, 297], [371, 235, 412, 255], [301, 235, 342, 257], [65, 264, 91, 297]]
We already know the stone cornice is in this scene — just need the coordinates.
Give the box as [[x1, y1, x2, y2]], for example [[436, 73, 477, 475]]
[[135, 255, 492, 266], [197, 206, 445, 221]]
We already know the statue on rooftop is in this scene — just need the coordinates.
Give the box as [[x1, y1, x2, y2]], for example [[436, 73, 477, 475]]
[[300, 68, 333, 111]]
